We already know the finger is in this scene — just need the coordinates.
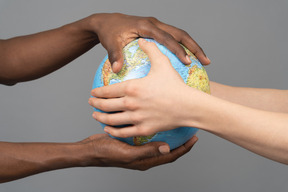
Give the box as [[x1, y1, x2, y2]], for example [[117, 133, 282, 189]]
[[104, 124, 155, 138], [93, 111, 131, 126], [130, 142, 170, 160], [91, 81, 128, 98], [138, 38, 172, 71], [180, 36, 210, 65], [138, 24, 191, 65], [88, 97, 126, 112], [180, 136, 198, 152], [155, 22, 210, 65], [106, 39, 125, 73], [157, 136, 198, 162], [132, 136, 198, 170]]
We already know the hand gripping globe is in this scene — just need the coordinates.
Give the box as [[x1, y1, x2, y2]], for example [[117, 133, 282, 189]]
[[92, 38, 210, 150]]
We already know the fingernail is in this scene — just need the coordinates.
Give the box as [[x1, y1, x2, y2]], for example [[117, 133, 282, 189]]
[[92, 113, 97, 119], [88, 98, 92, 105], [112, 61, 118, 72], [104, 127, 109, 133], [186, 55, 192, 64], [159, 145, 170, 155], [206, 57, 211, 63]]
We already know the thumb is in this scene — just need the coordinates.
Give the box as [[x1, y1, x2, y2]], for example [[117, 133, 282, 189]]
[[132, 142, 171, 160], [138, 38, 172, 72], [106, 42, 124, 73]]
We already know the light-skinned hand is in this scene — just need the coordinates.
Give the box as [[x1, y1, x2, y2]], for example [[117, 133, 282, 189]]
[[89, 38, 205, 138]]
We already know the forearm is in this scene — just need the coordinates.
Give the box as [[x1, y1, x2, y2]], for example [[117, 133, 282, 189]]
[[184, 89, 288, 164], [210, 81, 288, 113], [0, 14, 100, 85], [0, 141, 92, 183]]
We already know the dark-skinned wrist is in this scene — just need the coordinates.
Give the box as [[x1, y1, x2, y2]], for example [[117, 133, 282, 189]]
[[87, 13, 119, 34], [38, 142, 95, 172], [61, 15, 100, 46], [84, 13, 112, 39]]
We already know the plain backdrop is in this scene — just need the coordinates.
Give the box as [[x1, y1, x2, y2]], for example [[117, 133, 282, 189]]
[[1, 0, 288, 191]]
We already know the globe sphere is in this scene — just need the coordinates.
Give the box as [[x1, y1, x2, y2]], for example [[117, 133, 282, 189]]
[[92, 38, 210, 150]]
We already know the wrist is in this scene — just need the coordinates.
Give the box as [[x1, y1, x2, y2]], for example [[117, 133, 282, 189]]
[[61, 15, 100, 45], [65, 142, 96, 168], [180, 86, 221, 132], [40, 142, 94, 171], [86, 13, 106, 34]]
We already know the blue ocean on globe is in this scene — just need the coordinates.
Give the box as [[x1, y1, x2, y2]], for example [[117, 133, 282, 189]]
[[92, 38, 210, 150]]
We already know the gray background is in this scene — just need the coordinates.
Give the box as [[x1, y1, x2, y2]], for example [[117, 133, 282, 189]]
[[0, 0, 288, 191]]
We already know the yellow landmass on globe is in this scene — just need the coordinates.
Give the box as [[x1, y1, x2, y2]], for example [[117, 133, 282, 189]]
[[133, 134, 156, 146], [186, 65, 210, 94], [102, 60, 113, 86]]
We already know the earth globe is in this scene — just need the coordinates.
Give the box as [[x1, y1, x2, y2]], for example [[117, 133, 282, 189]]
[[92, 38, 210, 150]]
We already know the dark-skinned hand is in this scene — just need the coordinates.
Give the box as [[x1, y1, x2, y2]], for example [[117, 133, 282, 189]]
[[80, 133, 198, 170], [93, 13, 210, 73]]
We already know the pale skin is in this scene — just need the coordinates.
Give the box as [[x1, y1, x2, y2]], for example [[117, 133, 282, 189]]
[[0, 13, 210, 183], [90, 38, 288, 165]]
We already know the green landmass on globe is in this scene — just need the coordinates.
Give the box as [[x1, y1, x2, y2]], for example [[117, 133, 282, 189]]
[[93, 38, 210, 149]]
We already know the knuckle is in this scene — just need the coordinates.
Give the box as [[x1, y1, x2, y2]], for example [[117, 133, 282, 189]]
[[156, 55, 170, 64], [124, 82, 139, 95], [180, 31, 192, 42], [123, 98, 138, 110], [137, 126, 153, 137], [174, 48, 186, 58], [137, 20, 154, 33], [162, 55, 171, 62], [179, 29, 189, 37], [186, 147, 193, 153], [161, 32, 174, 41], [139, 18, 152, 26], [147, 16, 158, 23], [156, 32, 174, 45], [131, 113, 143, 124], [98, 100, 106, 110], [104, 116, 113, 125], [118, 130, 130, 138], [91, 89, 102, 97]]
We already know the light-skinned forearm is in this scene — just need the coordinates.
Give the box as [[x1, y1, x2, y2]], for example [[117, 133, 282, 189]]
[[210, 81, 288, 113], [183, 88, 288, 164], [0, 141, 92, 183], [0, 15, 99, 85]]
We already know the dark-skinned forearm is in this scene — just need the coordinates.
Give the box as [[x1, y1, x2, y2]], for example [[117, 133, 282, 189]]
[[0, 141, 92, 183], [0, 15, 99, 85]]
